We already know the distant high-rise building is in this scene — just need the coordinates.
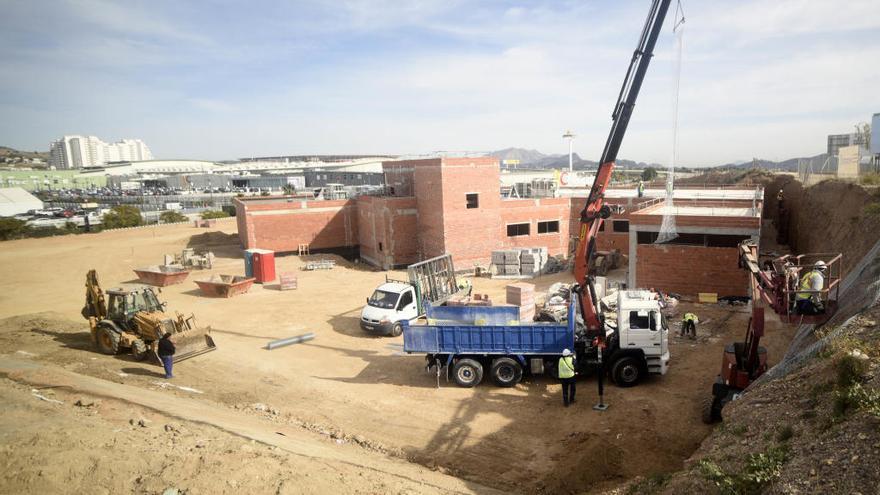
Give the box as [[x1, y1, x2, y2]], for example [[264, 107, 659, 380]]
[[48, 135, 153, 169]]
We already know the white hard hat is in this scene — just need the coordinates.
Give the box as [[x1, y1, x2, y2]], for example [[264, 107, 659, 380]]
[[814, 260, 827, 270], [562, 349, 572, 357]]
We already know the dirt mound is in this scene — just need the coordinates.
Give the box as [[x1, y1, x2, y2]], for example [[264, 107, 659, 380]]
[[187, 231, 240, 248], [766, 176, 880, 278]]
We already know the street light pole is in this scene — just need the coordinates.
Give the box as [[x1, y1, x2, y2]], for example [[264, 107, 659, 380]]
[[563, 130, 575, 172]]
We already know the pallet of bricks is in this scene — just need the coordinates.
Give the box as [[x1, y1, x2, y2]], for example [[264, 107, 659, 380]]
[[506, 282, 535, 322], [491, 248, 549, 276], [444, 293, 492, 306]]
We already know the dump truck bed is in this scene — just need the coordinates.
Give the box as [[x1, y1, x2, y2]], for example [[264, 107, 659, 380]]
[[403, 301, 575, 355]]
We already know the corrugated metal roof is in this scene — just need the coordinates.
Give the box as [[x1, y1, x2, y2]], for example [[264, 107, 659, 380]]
[[0, 187, 42, 204]]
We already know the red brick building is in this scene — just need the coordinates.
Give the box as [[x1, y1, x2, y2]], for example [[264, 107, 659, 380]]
[[628, 200, 762, 297], [234, 159, 763, 296]]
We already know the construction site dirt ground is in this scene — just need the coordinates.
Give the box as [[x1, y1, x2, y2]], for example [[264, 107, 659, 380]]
[[0, 219, 794, 494]]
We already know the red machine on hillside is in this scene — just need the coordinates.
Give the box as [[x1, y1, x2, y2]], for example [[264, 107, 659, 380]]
[[571, 0, 672, 409], [702, 241, 842, 423]]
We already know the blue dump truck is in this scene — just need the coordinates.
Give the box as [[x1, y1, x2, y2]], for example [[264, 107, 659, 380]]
[[403, 289, 670, 388]]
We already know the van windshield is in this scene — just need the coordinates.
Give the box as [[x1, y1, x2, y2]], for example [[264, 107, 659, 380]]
[[368, 290, 399, 309]]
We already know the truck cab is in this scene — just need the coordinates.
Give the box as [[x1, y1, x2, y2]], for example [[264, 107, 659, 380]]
[[360, 282, 419, 336], [608, 290, 670, 384]]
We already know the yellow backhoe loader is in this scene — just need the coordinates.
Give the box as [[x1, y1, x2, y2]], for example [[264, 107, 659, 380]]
[[82, 269, 216, 363]]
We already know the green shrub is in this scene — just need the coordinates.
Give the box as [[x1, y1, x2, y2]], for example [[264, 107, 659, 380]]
[[775, 424, 794, 442], [0, 217, 31, 240], [863, 203, 880, 216], [836, 353, 867, 387], [159, 210, 188, 223], [626, 472, 671, 495], [200, 209, 229, 220], [834, 383, 880, 419], [102, 205, 143, 229], [860, 173, 880, 186], [698, 445, 788, 495]]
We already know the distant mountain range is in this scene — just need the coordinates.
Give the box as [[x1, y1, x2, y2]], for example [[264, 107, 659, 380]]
[[489, 148, 830, 172], [717, 153, 831, 172], [488, 148, 663, 171]]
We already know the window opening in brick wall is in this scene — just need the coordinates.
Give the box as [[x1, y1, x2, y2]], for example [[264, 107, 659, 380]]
[[636, 232, 750, 247], [706, 234, 750, 248], [466, 193, 479, 209], [378, 242, 383, 252], [507, 223, 530, 237], [537, 220, 560, 234], [612, 220, 629, 233]]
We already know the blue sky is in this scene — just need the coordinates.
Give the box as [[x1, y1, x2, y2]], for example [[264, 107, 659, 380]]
[[1, 0, 878, 166]]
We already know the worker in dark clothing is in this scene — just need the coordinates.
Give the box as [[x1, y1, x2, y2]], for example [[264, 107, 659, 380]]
[[158, 333, 175, 379], [558, 349, 577, 407], [681, 312, 699, 339]]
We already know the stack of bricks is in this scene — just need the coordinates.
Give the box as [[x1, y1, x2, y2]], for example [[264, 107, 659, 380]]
[[506, 283, 536, 322], [445, 293, 492, 306]]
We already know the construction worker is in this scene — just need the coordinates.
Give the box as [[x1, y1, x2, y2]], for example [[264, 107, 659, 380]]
[[637, 180, 645, 198], [558, 349, 576, 407], [795, 261, 827, 315], [681, 312, 699, 339], [158, 332, 176, 379]]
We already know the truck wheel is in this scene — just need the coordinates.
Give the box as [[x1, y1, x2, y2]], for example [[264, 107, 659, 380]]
[[701, 396, 721, 424], [611, 357, 642, 387], [491, 358, 523, 387], [96, 326, 120, 355], [452, 359, 483, 388], [131, 339, 148, 361], [390, 322, 403, 337]]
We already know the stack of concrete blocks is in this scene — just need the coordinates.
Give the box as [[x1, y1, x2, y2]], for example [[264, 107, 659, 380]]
[[491, 247, 549, 276], [520, 247, 548, 276], [506, 282, 536, 322], [491, 250, 522, 275]]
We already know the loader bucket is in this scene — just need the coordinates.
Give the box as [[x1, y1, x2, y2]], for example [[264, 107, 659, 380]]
[[171, 326, 217, 363]]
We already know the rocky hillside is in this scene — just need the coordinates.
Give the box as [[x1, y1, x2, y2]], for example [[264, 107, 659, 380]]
[[615, 178, 880, 495]]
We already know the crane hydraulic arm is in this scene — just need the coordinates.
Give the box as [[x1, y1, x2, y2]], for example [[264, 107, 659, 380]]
[[574, 0, 672, 340]]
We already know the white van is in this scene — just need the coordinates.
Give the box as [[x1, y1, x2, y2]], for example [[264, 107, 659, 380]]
[[360, 282, 419, 336]]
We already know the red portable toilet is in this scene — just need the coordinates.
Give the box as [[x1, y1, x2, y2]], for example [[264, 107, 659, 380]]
[[252, 249, 276, 283]]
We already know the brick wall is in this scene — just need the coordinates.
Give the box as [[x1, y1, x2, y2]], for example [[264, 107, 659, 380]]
[[234, 197, 358, 253], [437, 157, 503, 267], [412, 159, 447, 260], [383, 161, 417, 197], [635, 244, 749, 297], [356, 195, 419, 269], [499, 198, 571, 256]]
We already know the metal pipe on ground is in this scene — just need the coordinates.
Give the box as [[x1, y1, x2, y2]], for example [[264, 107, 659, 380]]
[[265, 333, 315, 350]]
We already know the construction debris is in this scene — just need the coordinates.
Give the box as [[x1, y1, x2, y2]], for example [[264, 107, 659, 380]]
[[165, 248, 215, 270]]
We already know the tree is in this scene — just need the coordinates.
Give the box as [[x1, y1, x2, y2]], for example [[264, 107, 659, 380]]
[[641, 167, 658, 181], [160, 210, 188, 223], [102, 205, 143, 229], [855, 122, 871, 151], [201, 209, 230, 220], [0, 218, 31, 241]]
